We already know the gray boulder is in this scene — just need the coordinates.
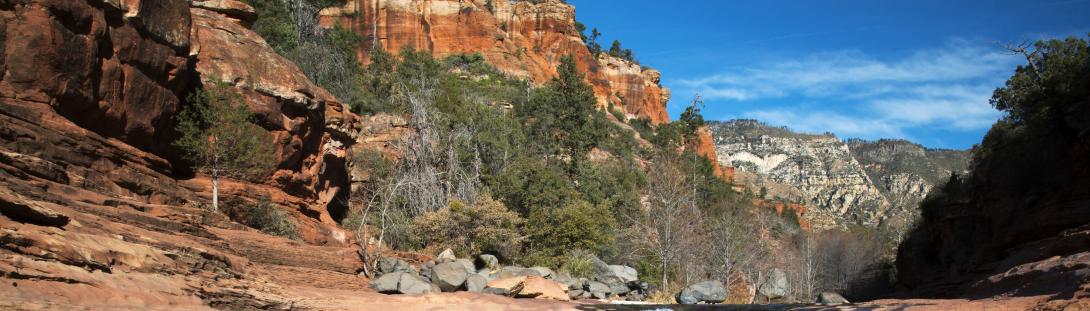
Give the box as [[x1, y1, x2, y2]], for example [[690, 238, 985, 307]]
[[476, 254, 499, 270], [483, 287, 512, 296], [465, 274, 487, 292], [528, 266, 554, 279], [497, 266, 541, 279], [376, 257, 416, 276], [759, 268, 789, 299], [552, 273, 580, 290], [368, 272, 404, 293], [608, 265, 638, 283], [597, 274, 630, 295], [588, 255, 613, 277], [437, 248, 457, 262], [368, 272, 438, 295], [455, 258, 476, 274], [818, 292, 850, 305], [568, 289, 585, 299], [586, 281, 611, 299], [399, 273, 436, 294], [676, 281, 727, 304], [430, 262, 469, 292]]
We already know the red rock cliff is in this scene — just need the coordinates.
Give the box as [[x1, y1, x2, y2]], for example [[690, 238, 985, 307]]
[[0, 0, 368, 246], [319, 0, 671, 124]]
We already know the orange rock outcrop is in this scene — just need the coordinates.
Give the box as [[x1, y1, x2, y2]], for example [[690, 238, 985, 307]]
[[319, 0, 670, 124]]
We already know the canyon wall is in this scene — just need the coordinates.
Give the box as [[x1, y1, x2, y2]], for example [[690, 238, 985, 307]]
[[897, 117, 1090, 301], [708, 120, 969, 231], [0, 0, 372, 246], [318, 0, 671, 124], [847, 139, 970, 237]]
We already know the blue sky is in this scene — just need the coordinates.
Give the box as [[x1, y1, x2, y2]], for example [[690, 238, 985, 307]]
[[568, 0, 1090, 149]]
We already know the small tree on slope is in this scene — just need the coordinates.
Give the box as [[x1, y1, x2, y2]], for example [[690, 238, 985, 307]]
[[175, 83, 275, 212]]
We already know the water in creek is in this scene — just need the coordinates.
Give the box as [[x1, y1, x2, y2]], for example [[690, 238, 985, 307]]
[[573, 304, 808, 311]]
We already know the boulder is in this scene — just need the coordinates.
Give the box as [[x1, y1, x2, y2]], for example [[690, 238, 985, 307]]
[[677, 281, 727, 305], [398, 273, 436, 295], [515, 276, 570, 301], [586, 281, 611, 299], [455, 258, 476, 274], [552, 273, 580, 290], [375, 257, 416, 276], [466, 274, 487, 292], [818, 292, 850, 305], [608, 265, 638, 283], [477, 254, 499, 270], [368, 272, 404, 293], [497, 266, 541, 279], [368, 272, 437, 295], [568, 289, 585, 299], [758, 268, 789, 299], [485, 276, 526, 296], [589, 255, 613, 277], [529, 266, 554, 279], [430, 262, 469, 292], [596, 274, 629, 295], [437, 248, 456, 262], [476, 268, 493, 280]]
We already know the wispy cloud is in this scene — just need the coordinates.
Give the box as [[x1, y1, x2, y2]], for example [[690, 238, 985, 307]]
[[678, 39, 1020, 141]]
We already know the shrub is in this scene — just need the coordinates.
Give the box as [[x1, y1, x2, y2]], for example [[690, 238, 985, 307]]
[[243, 197, 299, 240], [411, 195, 525, 259], [559, 249, 596, 278], [525, 199, 617, 264]]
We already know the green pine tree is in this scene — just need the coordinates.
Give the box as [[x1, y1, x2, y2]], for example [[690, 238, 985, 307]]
[[175, 83, 276, 212]]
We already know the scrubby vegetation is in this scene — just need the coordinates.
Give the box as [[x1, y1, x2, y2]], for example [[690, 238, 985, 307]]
[[242, 197, 300, 240], [243, 0, 369, 112], [241, 2, 902, 302]]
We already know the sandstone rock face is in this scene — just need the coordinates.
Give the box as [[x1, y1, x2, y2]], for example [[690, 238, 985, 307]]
[[0, 0, 387, 308], [1, 0, 192, 154], [485, 276, 526, 296], [191, 2, 361, 229], [709, 120, 969, 230], [516, 275, 570, 301], [319, 0, 670, 124]]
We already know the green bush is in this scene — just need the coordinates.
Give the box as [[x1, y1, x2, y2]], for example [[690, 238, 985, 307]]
[[524, 199, 616, 265], [560, 249, 597, 278], [243, 197, 299, 240], [410, 195, 525, 259]]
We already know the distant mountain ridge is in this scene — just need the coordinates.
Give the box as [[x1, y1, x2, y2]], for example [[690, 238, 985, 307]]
[[708, 119, 970, 234]]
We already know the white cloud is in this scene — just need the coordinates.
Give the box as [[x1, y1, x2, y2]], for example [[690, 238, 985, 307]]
[[677, 39, 1019, 139], [744, 109, 908, 139]]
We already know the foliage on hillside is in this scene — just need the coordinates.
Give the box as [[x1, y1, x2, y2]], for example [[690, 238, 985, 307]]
[[242, 2, 901, 302], [900, 34, 1090, 292]]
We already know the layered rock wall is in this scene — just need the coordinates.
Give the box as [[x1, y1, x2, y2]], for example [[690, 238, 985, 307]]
[[319, 0, 671, 124], [708, 120, 970, 231], [710, 120, 891, 229], [0, 0, 367, 245]]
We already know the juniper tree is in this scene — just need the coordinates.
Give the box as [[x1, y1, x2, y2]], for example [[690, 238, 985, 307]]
[[175, 84, 275, 212]]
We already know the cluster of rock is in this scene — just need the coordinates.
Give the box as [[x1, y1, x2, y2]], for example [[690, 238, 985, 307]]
[[368, 249, 648, 301]]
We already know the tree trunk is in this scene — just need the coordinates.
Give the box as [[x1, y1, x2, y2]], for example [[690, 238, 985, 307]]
[[211, 168, 219, 212], [662, 260, 669, 289]]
